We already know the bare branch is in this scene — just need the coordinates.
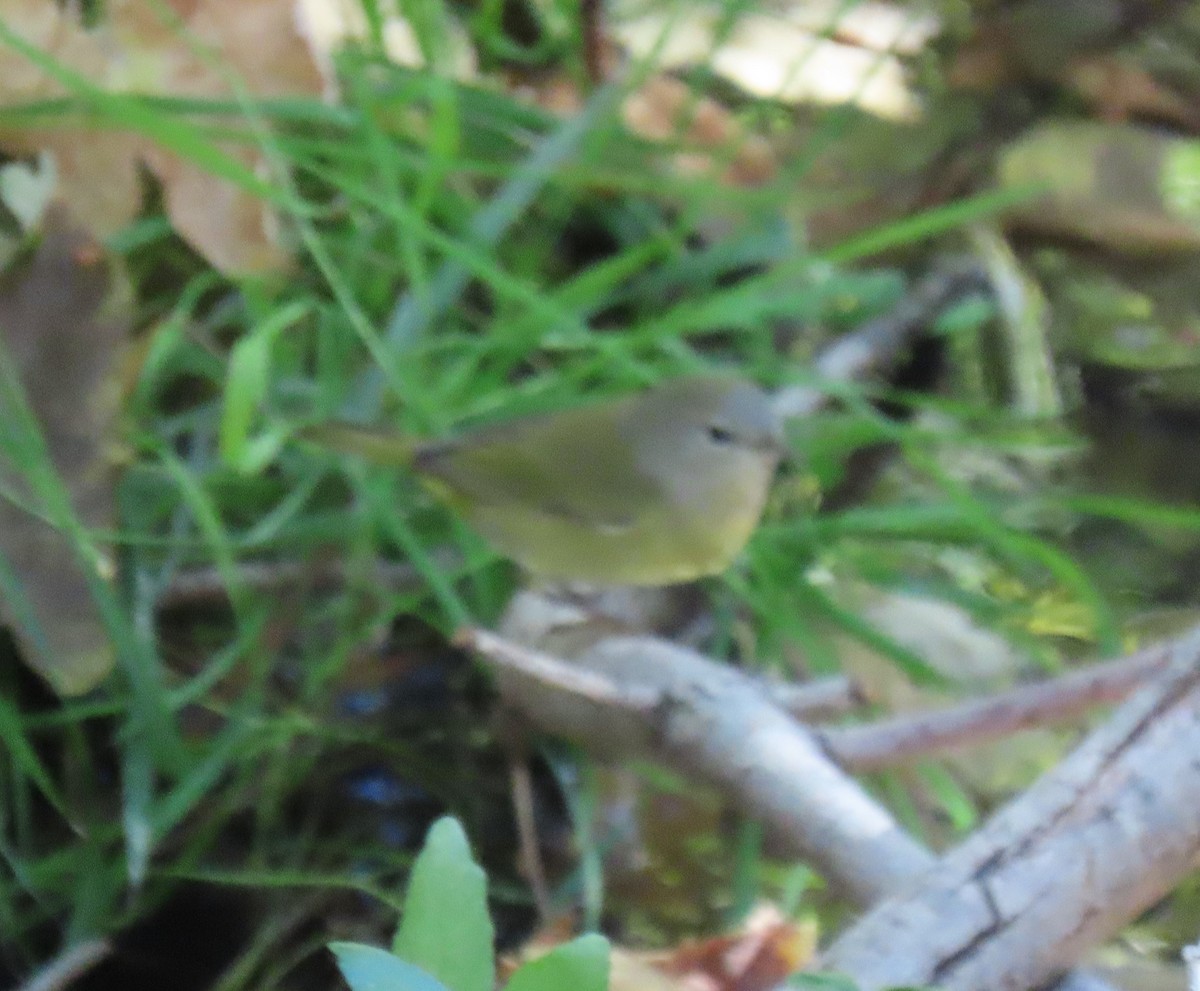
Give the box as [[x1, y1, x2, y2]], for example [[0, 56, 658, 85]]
[[469, 610, 1200, 991], [819, 643, 1172, 770], [774, 262, 989, 421], [155, 558, 432, 611], [470, 614, 1172, 772], [824, 628, 1200, 991], [463, 617, 934, 906], [455, 626, 659, 713], [771, 675, 865, 721]]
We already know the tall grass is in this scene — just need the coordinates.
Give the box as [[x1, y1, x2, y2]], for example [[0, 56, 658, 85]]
[[1, 2, 1192, 985]]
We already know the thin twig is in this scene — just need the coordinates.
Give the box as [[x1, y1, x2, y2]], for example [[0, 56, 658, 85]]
[[581, 0, 606, 85], [774, 261, 990, 421], [467, 621, 1172, 773], [771, 676, 864, 721], [819, 643, 1173, 770], [453, 626, 660, 713], [508, 754, 552, 920], [473, 606, 1150, 991], [824, 628, 1200, 991], [155, 557, 437, 611]]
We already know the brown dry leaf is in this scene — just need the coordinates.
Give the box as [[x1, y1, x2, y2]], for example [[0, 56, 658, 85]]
[[0, 2, 108, 101], [508, 907, 816, 991], [110, 0, 327, 99], [656, 905, 817, 991], [621, 75, 777, 188], [0, 0, 326, 273], [609, 950, 690, 991], [142, 144, 288, 275], [109, 0, 326, 273], [0, 3, 143, 238], [614, 906, 817, 991], [0, 207, 130, 694], [295, 0, 478, 96], [517, 69, 777, 189], [11, 134, 144, 244], [1068, 57, 1200, 130]]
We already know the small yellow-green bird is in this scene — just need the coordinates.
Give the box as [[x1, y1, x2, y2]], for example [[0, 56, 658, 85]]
[[303, 376, 784, 586]]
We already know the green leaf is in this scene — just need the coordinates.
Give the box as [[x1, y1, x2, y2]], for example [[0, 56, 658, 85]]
[[0, 693, 75, 828], [219, 302, 309, 472], [393, 817, 495, 991], [918, 763, 978, 832], [788, 972, 863, 991], [331, 943, 452, 991], [503, 935, 610, 991]]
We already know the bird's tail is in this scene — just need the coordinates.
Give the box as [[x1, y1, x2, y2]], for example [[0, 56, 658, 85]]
[[296, 422, 418, 466]]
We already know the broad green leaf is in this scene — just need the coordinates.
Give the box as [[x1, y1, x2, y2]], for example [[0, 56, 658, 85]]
[[503, 935, 610, 991], [393, 817, 494, 991], [331, 943, 452, 991]]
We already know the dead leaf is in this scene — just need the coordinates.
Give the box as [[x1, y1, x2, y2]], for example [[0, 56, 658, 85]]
[[621, 75, 777, 187], [0, 207, 130, 694], [109, 0, 325, 273], [1068, 57, 1200, 130], [509, 906, 816, 991], [612, 906, 817, 991], [609, 951, 690, 991], [0, 0, 328, 273], [5, 130, 145, 244], [142, 144, 288, 275], [0, 3, 142, 238]]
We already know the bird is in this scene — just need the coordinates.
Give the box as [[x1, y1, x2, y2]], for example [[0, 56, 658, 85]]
[[302, 375, 784, 586]]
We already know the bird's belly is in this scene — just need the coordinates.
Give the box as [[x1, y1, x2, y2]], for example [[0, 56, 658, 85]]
[[464, 503, 756, 585]]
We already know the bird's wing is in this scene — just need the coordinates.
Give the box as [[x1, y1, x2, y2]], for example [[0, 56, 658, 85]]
[[414, 403, 660, 529]]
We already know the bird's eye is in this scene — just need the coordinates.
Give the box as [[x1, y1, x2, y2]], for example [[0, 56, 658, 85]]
[[706, 424, 736, 444]]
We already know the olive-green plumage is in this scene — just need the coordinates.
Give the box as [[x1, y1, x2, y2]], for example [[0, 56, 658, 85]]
[[304, 376, 783, 585]]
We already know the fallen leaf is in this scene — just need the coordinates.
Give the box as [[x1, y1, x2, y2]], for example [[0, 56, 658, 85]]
[[620, 75, 777, 187], [611, 906, 817, 991], [109, 0, 325, 273], [511, 906, 816, 991], [0, 2, 143, 238], [0, 0, 328, 273], [0, 207, 130, 694], [1068, 57, 1200, 130], [143, 144, 289, 275]]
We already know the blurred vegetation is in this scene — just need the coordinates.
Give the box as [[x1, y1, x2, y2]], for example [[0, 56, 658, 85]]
[[2, 1, 1200, 989]]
